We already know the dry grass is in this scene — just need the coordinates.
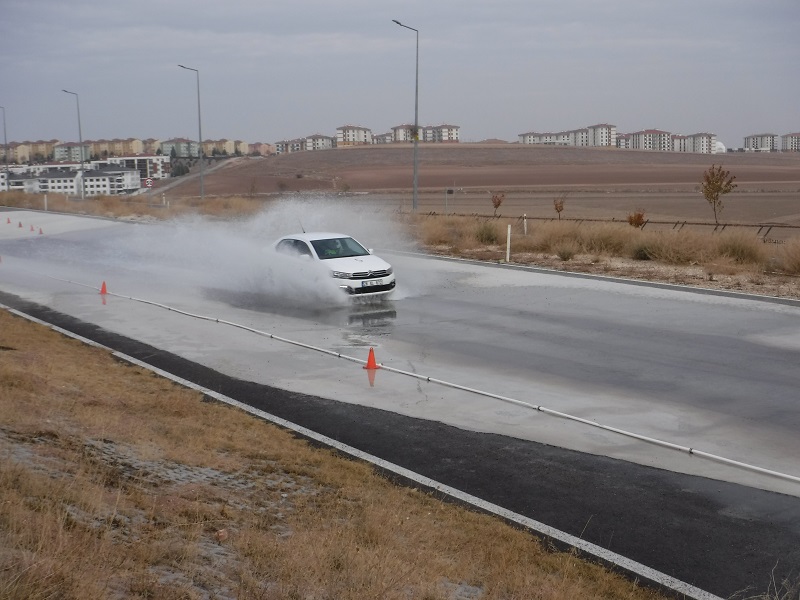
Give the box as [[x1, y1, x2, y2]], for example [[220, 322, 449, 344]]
[[0, 310, 668, 599], [0, 190, 266, 221]]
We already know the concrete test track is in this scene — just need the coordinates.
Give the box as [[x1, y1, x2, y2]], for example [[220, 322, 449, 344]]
[[1, 209, 799, 598]]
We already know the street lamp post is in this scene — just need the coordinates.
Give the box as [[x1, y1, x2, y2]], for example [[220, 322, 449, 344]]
[[0, 106, 9, 193], [178, 64, 204, 201], [61, 90, 85, 200], [392, 19, 419, 211]]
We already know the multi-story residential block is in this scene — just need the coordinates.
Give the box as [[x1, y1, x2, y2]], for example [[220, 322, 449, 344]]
[[518, 131, 567, 145], [672, 134, 690, 153], [372, 133, 393, 144], [11, 166, 140, 197], [616, 133, 631, 149], [248, 142, 275, 155], [629, 129, 673, 152], [391, 124, 415, 143], [98, 155, 171, 179], [142, 138, 162, 154], [305, 134, 335, 151], [687, 132, 716, 154], [780, 133, 800, 152], [429, 124, 460, 143], [588, 124, 617, 147], [519, 124, 614, 148], [744, 134, 778, 152], [337, 125, 373, 146], [54, 142, 91, 162], [161, 138, 199, 158]]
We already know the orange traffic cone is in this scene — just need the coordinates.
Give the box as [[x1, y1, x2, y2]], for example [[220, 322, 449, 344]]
[[39, 228, 43, 235], [100, 281, 108, 295], [6, 217, 10, 224], [30, 225, 34, 232], [363, 347, 379, 370], [18, 221, 22, 228], [364, 347, 379, 387]]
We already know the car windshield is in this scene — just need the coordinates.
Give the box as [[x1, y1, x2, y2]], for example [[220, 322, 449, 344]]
[[311, 237, 369, 260]]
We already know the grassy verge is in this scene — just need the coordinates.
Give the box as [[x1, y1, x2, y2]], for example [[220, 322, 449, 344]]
[[0, 309, 669, 599], [414, 214, 800, 276]]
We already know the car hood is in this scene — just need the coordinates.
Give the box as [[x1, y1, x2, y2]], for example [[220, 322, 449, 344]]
[[326, 254, 391, 273]]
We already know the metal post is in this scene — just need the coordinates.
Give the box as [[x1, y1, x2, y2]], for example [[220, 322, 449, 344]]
[[62, 90, 85, 200], [392, 20, 419, 212], [178, 65, 204, 201], [0, 106, 8, 193]]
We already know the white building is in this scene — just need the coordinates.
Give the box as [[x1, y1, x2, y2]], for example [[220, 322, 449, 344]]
[[629, 129, 673, 152], [160, 138, 200, 158], [518, 132, 568, 145], [336, 125, 372, 146], [305, 134, 335, 151], [519, 124, 615, 148], [588, 124, 617, 147], [53, 142, 91, 162], [780, 133, 800, 152], [744, 134, 778, 152], [391, 124, 415, 143], [96, 155, 171, 179]]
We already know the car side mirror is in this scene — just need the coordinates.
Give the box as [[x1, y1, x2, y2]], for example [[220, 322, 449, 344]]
[[367, 248, 373, 254]]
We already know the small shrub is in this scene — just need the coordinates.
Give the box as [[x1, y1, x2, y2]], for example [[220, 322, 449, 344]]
[[714, 231, 766, 265], [529, 221, 582, 252], [580, 223, 631, 255], [554, 240, 578, 261], [475, 220, 499, 245], [777, 238, 800, 275], [627, 210, 646, 228]]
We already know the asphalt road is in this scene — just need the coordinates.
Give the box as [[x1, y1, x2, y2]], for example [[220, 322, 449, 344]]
[[1, 208, 799, 597]]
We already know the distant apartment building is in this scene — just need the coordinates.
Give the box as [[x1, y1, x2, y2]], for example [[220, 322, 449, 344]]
[[305, 134, 335, 151], [744, 134, 779, 152], [98, 155, 171, 179], [629, 129, 673, 152], [90, 138, 144, 158], [781, 133, 800, 152], [519, 124, 615, 148], [54, 142, 91, 162], [337, 125, 373, 146], [518, 131, 567, 145], [588, 124, 616, 147], [672, 132, 716, 153], [372, 133, 393, 144], [391, 124, 415, 143], [161, 138, 200, 158], [8, 166, 141, 196], [425, 124, 460, 143]]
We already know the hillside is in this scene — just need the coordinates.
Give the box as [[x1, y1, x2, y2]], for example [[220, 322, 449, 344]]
[[163, 144, 800, 199]]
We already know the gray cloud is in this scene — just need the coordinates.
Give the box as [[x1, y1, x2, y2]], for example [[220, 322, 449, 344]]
[[2, 0, 798, 147]]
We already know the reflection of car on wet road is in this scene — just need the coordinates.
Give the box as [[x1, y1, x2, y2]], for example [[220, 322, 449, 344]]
[[273, 232, 396, 298]]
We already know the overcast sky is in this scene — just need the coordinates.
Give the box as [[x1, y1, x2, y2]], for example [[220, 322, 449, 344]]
[[1, 0, 798, 149]]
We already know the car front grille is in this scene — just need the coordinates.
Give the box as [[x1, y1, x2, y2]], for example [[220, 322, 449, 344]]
[[349, 269, 391, 280], [347, 281, 396, 295]]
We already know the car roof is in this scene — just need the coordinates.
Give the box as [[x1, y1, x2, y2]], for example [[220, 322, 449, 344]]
[[278, 232, 354, 243]]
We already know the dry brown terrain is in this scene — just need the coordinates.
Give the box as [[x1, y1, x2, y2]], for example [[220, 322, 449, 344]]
[[164, 144, 800, 229]]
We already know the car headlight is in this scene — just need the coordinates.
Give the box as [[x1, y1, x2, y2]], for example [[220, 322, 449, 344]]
[[331, 270, 351, 279]]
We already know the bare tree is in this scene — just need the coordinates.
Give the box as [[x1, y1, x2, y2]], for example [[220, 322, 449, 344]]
[[490, 192, 505, 216], [701, 164, 737, 225], [553, 193, 566, 220]]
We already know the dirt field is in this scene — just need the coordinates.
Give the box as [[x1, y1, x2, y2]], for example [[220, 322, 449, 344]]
[[162, 144, 800, 228]]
